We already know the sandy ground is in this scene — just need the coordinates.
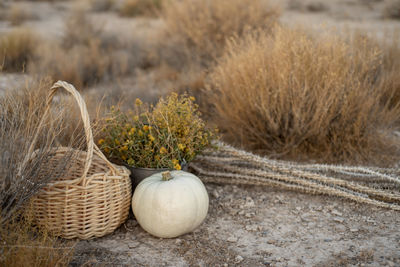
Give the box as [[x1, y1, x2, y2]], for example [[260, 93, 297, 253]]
[[1, 0, 400, 266], [70, 183, 400, 267]]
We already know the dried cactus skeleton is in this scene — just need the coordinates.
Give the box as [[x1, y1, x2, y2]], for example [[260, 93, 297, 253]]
[[191, 141, 400, 211]]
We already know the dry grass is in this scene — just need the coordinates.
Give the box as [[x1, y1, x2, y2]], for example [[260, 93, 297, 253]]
[[62, 9, 104, 49], [160, 0, 280, 68], [0, 78, 86, 221], [119, 0, 162, 17], [156, 0, 280, 112], [207, 26, 400, 165], [0, 28, 38, 72], [383, 0, 400, 19], [8, 4, 38, 26], [29, 11, 132, 88], [0, 207, 75, 267], [378, 32, 400, 111], [288, 0, 329, 12], [89, 0, 115, 12], [31, 41, 120, 89], [0, 78, 82, 266], [15, 0, 66, 2]]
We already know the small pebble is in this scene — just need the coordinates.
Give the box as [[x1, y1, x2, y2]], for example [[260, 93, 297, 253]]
[[235, 255, 244, 263], [274, 196, 284, 204], [333, 217, 344, 223], [212, 190, 220, 198], [244, 197, 255, 208], [331, 210, 343, 216], [128, 242, 139, 249], [175, 239, 182, 245], [350, 228, 359, 232], [227, 236, 238, 243], [245, 225, 258, 231], [301, 216, 310, 222]]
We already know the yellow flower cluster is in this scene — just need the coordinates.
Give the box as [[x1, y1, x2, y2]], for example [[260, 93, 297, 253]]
[[98, 93, 217, 169]]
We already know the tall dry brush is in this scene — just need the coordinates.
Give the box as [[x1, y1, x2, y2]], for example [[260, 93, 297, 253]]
[[0, 28, 38, 72], [0, 207, 74, 267], [156, 0, 280, 109], [0, 79, 84, 266], [119, 0, 162, 17], [207, 26, 400, 165], [29, 10, 130, 88], [160, 0, 280, 68], [0, 79, 85, 221], [379, 32, 400, 112]]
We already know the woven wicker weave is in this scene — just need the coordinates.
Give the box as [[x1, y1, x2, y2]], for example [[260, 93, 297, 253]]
[[29, 81, 132, 239]]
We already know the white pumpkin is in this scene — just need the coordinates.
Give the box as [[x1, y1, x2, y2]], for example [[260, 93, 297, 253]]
[[131, 170, 209, 238]]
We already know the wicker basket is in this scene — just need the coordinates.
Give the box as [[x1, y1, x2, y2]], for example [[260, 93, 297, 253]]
[[29, 81, 132, 239]]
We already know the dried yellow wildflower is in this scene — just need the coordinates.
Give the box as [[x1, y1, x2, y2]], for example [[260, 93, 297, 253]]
[[160, 147, 168, 154], [148, 134, 155, 142], [178, 143, 185, 150], [135, 98, 143, 106], [99, 93, 217, 168], [174, 163, 181, 170]]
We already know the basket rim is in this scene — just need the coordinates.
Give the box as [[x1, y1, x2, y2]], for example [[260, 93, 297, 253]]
[[34, 146, 131, 187]]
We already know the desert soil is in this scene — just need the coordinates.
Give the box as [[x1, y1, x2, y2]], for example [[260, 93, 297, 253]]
[[1, 0, 400, 266], [71, 183, 400, 267]]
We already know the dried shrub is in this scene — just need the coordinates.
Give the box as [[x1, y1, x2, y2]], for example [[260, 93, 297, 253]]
[[0, 80, 94, 267], [89, 0, 115, 12], [0, 78, 85, 221], [207, 27, 400, 165], [31, 41, 123, 89], [383, 0, 400, 19], [62, 9, 104, 49], [160, 0, 280, 68], [7, 4, 38, 26], [156, 0, 280, 113], [14, 0, 66, 2], [0, 28, 38, 72], [379, 33, 400, 111], [0, 7, 6, 21], [0, 207, 75, 267], [288, 0, 329, 12], [29, 11, 131, 88], [119, 0, 162, 17]]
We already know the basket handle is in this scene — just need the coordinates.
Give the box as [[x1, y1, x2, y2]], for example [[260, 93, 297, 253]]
[[27, 81, 117, 181]]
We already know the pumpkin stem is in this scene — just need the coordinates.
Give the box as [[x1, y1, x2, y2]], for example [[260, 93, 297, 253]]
[[162, 171, 173, 181]]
